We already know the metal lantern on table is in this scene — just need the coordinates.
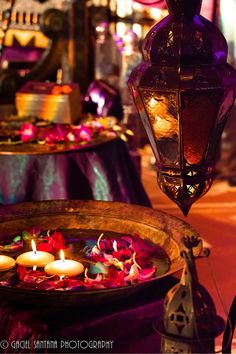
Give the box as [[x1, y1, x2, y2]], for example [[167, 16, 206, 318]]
[[155, 236, 225, 353], [128, 0, 236, 215]]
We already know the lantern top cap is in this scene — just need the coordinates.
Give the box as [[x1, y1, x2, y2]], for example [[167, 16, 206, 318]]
[[166, 0, 202, 18], [142, 0, 228, 66]]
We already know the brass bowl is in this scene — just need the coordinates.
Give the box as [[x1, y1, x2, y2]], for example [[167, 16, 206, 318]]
[[0, 200, 200, 307]]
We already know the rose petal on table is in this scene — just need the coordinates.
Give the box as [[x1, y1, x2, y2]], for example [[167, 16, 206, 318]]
[[19, 122, 38, 142], [112, 249, 132, 261], [48, 230, 66, 250], [37, 242, 52, 252], [0, 239, 24, 252], [124, 263, 139, 282], [17, 265, 28, 281], [84, 273, 103, 287], [74, 125, 93, 142], [91, 245, 101, 255], [108, 267, 126, 287], [138, 266, 156, 280]]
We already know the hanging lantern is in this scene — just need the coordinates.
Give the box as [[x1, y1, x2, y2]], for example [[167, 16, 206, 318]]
[[128, 0, 236, 215], [154, 236, 225, 353]]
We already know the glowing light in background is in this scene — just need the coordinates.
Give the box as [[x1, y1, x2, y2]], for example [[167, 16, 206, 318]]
[[132, 23, 142, 38], [149, 7, 163, 21], [200, 0, 215, 21], [220, 0, 236, 63], [116, 22, 127, 38], [132, 2, 142, 11], [117, 0, 133, 17]]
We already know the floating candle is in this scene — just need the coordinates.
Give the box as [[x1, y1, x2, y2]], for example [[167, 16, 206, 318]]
[[44, 250, 84, 277], [16, 240, 55, 267], [0, 255, 16, 271]]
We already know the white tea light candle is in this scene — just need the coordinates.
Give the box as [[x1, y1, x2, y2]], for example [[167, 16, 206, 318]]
[[16, 240, 55, 267], [44, 250, 84, 277], [0, 255, 16, 271]]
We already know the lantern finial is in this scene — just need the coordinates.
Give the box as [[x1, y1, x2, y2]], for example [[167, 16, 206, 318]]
[[166, 0, 202, 18]]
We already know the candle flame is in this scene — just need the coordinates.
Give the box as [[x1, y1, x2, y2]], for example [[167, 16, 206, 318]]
[[31, 240, 37, 254], [60, 249, 65, 262]]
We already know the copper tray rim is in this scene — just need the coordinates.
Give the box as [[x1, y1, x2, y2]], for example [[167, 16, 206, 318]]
[[0, 136, 116, 155], [0, 200, 201, 307]]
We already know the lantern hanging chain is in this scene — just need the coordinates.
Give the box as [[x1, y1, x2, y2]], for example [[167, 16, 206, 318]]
[[0, 0, 16, 59], [205, 256, 233, 353]]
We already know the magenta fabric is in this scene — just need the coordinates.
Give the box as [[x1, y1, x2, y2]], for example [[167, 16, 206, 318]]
[[0, 139, 151, 207], [1, 47, 44, 64], [0, 277, 177, 353], [134, 0, 165, 7]]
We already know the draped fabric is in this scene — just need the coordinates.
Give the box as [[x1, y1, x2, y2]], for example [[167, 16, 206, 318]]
[[0, 139, 151, 207], [0, 277, 178, 353]]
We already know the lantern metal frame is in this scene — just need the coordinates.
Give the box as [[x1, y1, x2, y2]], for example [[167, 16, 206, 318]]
[[128, 0, 236, 215]]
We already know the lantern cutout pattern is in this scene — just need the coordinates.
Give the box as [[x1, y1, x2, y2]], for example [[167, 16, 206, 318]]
[[128, 0, 236, 215], [155, 236, 225, 353]]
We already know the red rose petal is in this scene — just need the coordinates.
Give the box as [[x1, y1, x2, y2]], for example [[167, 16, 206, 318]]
[[37, 242, 52, 252], [138, 266, 156, 280]]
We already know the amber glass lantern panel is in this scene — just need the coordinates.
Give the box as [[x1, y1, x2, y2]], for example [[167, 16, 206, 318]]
[[140, 90, 180, 167], [181, 89, 223, 165]]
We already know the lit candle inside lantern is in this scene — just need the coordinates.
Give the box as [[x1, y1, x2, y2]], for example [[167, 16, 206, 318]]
[[44, 250, 84, 277], [0, 255, 16, 271], [16, 240, 55, 267]]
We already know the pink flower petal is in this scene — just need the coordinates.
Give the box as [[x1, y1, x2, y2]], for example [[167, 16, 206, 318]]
[[37, 242, 52, 252], [138, 266, 156, 280], [124, 264, 139, 282], [48, 231, 66, 250], [19, 122, 38, 142]]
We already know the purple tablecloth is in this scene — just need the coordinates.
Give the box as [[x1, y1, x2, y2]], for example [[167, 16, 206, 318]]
[[0, 277, 177, 354], [0, 139, 150, 207]]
